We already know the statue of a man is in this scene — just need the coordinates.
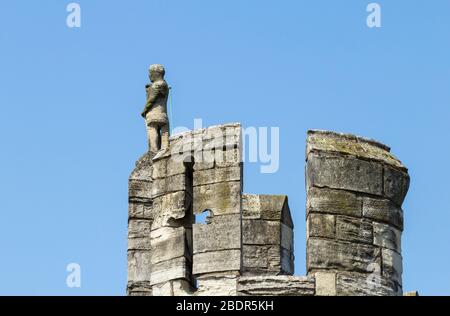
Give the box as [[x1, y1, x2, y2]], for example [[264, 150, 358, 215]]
[[141, 64, 170, 153]]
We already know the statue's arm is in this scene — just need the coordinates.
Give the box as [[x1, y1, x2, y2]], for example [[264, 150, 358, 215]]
[[141, 82, 168, 118], [142, 85, 159, 117]]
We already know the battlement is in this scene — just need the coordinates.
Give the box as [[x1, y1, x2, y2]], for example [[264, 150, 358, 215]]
[[127, 123, 410, 296]]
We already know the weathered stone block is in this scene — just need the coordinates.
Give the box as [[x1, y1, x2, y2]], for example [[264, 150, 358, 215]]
[[128, 236, 151, 250], [151, 174, 187, 198], [242, 194, 261, 219], [237, 276, 315, 296], [362, 197, 403, 230], [307, 187, 362, 217], [193, 166, 241, 186], [195, 273, 239, 296], [335, 216, 373, 244], [128, 250, 151, 283], [382, 248, 402, 286], [243, 245, 268, 269], [128, 219, 152, 238], [307, 154, 383, 196], [151, 191, 190, 229], [152, 280, 194, 296], [243, 220, 280, 245], [336, 272, 402, 296], [242, 194, 292, 227], [129, 180, 152, 200], [307, 238, 380, 274], [150, 256, 191, 285], [167, 158, 187, 177], [129, 152, 154, 181], [129, 202, 154, 219], [384, 166, 410, 206], [373, 222, 401, 252], [193, 181, 241, 216], [127, 281, 152, 296], [315, 272, 337, 296], [151, 158, 167, 179], [150, 227, 188, 264], [215, 147, 242, 168], [307, 213, 335, 239], [193, 249, 241, 275], [193, 215, 241, 254]]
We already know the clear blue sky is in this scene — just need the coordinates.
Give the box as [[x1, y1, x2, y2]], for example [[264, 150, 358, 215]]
[[0, 0, 449, 295]]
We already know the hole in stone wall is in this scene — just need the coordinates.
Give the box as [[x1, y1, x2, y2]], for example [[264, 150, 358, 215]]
[[195, 209, 213, 225]]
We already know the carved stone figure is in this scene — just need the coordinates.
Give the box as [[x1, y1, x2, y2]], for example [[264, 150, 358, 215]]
[[141, 64, 170, 153]]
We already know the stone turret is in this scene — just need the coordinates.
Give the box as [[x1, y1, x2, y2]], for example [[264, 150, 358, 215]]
[[127, 124, 410, 296], [306, 130, 409, 296]]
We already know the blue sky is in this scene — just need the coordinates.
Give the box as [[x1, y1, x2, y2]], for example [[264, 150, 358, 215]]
[[0, 0, 449, 295]]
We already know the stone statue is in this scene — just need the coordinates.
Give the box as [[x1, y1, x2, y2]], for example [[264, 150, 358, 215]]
[[141, 64, 170, 153]]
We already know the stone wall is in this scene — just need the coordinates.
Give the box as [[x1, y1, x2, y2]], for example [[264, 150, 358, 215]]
[[127, 124, 410, 296]]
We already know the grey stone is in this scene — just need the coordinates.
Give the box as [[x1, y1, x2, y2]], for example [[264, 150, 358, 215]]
[[128, 250, 152, 283], [307, 213, 335, 239], [150, 227, 188, 264], [129, 180, 152, 200], [152, 280, 194, 296], [193, 166, 241, 186], [193, 215, 241, 254], [193, 249, 241, 275], [307, 154, 383, 196], [362, 197, 403, 230], [128, 236, 151, 251], [382, 248, 402, 286], [151, 174, 187, 198], [151, 191, 190, 229], [315, 272, 336, 296], [127, 281, 152, 294], [242, 194, 292, 228], [214, 147, 242, 168], [384, 166, 410, 206], [336, 272, 402, 296], [193, 181, 241, 216], [335, 216, 373, 244], [307, 238, 380, 274], [373, 222, 401, 252], [128, 219, 152, 238], [242, 194, 261, 219], [243, 245, 269, 270], [243, 220, 280, 245], [129, 202, 154, 220], [150, 256, 191, 285], [195, 273, 239, 296], [307, 187, 362, 217], [129, 152, 154, 181], [237, 276, 315, 296]]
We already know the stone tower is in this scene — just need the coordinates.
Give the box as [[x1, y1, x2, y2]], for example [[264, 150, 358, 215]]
[[306, 130, 409, 295], [127, 124, 410, 296]]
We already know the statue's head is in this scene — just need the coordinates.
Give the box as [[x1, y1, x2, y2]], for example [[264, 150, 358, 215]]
[[149, 64, 165, 82]]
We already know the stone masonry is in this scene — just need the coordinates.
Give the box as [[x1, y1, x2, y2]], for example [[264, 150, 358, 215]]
[[127, 124, 410, 296]]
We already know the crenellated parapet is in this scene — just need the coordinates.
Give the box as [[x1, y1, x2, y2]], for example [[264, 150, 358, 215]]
[[127, 125, 411, 296]]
